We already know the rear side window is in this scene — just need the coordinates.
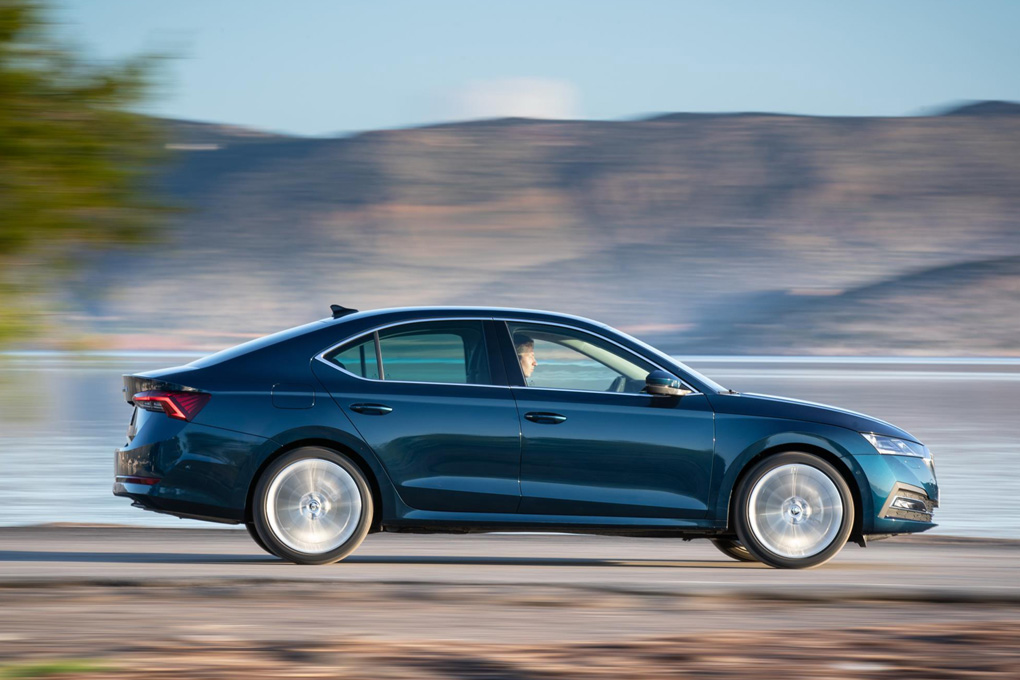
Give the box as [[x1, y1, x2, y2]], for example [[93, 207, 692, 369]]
[[380, 331, 469, 383], [324, 321, 492, 385]]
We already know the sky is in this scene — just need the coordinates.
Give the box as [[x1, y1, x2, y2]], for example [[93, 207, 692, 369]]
[[56, 0, 1020, 137]]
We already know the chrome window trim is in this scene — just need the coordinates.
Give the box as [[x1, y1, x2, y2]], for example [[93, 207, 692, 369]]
[[508, 384, 699, 398], [314, 315, 701, 396], [315, 317, 510, 389], [495, 317, 702, 396]]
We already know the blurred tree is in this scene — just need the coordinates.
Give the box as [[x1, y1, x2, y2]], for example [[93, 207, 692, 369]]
[[0, 0, 167, 344]]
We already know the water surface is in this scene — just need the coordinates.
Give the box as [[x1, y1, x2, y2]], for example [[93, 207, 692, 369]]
[[0, 353, 1014, 537]]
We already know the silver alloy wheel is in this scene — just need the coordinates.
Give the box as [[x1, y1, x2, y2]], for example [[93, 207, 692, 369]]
[[264, 458, 363, 554], [747, 463, 843, 559]]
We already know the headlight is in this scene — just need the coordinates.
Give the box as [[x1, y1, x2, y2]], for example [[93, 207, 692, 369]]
[[861, 432, 931, 459]]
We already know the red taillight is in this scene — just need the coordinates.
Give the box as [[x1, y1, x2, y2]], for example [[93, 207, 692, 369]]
[[116, 475, 160, 486], [133, 390, 210, 421]]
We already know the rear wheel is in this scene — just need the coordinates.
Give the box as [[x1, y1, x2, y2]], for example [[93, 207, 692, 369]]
[[253, 447, 373, 565], [709, 538, 757, 562], [734, 452, 854, 569]]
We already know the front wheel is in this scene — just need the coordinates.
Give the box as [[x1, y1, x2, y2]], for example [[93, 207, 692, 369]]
[[253, 447, 373, 565], [734, 452, 854, 569]]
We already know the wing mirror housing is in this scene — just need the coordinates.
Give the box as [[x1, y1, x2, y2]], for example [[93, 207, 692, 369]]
[[645, 370, 691, 397]]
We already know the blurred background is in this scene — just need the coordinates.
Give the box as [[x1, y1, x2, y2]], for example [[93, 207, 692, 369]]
[[2, 2, 1020, 677], [1, 3, 1019, 530]]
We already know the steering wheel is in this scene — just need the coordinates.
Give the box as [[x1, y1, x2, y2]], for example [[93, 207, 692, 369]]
[[608, 375, 626, 392]]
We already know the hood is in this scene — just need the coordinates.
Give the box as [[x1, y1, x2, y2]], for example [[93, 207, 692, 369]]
[[711, 392, 919, 443]]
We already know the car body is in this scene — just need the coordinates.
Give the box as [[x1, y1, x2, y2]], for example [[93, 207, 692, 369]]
[[114, 306, 939, 568]]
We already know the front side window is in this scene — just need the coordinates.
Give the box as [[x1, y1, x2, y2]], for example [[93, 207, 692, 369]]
[[324, 321, 492, 385], [506, 322, 660, 393]]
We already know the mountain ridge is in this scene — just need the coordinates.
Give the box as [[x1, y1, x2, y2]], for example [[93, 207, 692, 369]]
[[56, 101, 1020, 355]]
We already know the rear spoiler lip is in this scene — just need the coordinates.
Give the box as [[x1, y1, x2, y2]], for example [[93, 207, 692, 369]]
[[122, 374, 201, 405]]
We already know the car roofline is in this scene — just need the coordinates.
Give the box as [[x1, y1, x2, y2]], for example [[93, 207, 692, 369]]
[[317, 306, 724, 395], [323, 306, 610, 329]]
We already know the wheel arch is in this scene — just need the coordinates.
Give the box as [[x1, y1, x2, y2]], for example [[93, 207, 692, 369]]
[[723, 442, 866, 546], [245, 438, 386, 533]]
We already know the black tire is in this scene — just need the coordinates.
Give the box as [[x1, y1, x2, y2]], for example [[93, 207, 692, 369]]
[[734, 452, 854, 569], [709, 538, 757, 563], [253, 447, 373, 565], [245, 521, 276, 556]]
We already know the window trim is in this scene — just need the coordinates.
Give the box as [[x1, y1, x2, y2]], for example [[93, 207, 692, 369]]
[[496, 318, 701, 396], [315, 315, 702, 396], [315, 317, 509, 389]]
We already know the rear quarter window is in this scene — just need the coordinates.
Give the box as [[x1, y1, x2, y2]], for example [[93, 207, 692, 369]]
[[330, 336, 380, 379]]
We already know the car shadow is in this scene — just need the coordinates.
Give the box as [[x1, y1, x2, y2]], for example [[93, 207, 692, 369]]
[[343, 555, 766, 568], [0, 550, 764, 568]]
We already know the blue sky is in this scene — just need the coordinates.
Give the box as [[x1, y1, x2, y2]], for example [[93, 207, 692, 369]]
[[57, 0, 1020, 136]]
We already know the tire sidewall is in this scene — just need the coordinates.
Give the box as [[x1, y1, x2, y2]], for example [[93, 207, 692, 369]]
[[245, 521, 275, 556], [253, 447, 373, 565], [734, 452, 854, 569], [709, 538, 758, 563]]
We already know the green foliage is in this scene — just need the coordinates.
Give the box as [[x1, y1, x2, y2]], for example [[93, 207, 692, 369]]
[[0, 0, 168, 343], [0, 659, 111, 678]]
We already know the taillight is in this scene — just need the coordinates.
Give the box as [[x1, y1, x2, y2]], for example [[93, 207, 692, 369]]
[[133, 390, 210, 421], [116, 475, 160, 486]]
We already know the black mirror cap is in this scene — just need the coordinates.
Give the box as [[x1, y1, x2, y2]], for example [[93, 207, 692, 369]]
[[645, 369, 690, 397]]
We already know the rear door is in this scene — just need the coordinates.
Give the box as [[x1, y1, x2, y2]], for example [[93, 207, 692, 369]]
[[312, 319, 522, 514]]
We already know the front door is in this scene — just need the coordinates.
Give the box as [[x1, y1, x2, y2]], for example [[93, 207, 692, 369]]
[[503, 321, 715, 519], [312, 319, 522, 514]]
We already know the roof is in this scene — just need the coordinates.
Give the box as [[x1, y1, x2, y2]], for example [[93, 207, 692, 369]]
[[325, 305, 613, 331]]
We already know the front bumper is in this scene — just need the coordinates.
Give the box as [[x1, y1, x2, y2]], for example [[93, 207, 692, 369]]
[[856, 452, 940, 535]]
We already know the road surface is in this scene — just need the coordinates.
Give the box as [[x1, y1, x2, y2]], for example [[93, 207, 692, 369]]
[[1, 526, 1018, 678]]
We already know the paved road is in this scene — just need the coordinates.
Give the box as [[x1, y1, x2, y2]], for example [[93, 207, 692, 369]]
[[2, 526, 1017, 678], [1, 526, 1018, 648], [2, 526, 1017, 594]]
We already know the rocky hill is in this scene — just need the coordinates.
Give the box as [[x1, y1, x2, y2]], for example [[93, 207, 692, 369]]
[[61, 102, 1020, 355], [681, 256, 1020, 355]]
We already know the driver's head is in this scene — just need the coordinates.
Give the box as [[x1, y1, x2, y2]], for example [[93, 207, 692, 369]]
[[514, 334, 537, 379]]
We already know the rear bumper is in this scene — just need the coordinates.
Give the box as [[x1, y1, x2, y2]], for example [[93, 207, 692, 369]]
[[856, 453, 940, 535], [113, 421, 272, 524]]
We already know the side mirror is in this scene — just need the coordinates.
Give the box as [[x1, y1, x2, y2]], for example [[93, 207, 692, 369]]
[[645, 370, 690, 397]]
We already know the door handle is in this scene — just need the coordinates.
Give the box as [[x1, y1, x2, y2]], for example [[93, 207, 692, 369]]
[[524, 412, 567, 424], [349, 403, 393, 416]]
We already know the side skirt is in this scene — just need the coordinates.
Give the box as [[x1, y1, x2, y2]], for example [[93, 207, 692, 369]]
[[383, 510, 725, 537]]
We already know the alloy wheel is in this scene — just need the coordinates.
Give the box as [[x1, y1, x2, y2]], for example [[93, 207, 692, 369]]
[[261, 455, 366, 558]]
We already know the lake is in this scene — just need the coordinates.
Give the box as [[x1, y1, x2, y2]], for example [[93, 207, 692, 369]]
[[1, 353, 1016, 537]]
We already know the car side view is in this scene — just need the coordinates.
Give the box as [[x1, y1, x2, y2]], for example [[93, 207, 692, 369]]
[[115, 306, 939, 569]]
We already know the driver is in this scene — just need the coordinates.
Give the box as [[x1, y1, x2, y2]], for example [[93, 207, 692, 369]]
[[514, 334, 537, 384]]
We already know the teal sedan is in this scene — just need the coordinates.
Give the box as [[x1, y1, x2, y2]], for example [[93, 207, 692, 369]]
[[114, 306, 938, 568]]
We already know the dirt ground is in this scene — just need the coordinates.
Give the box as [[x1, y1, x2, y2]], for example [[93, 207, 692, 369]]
[[1, 582, 1018, 679], [1, 620, 1018, 679]]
